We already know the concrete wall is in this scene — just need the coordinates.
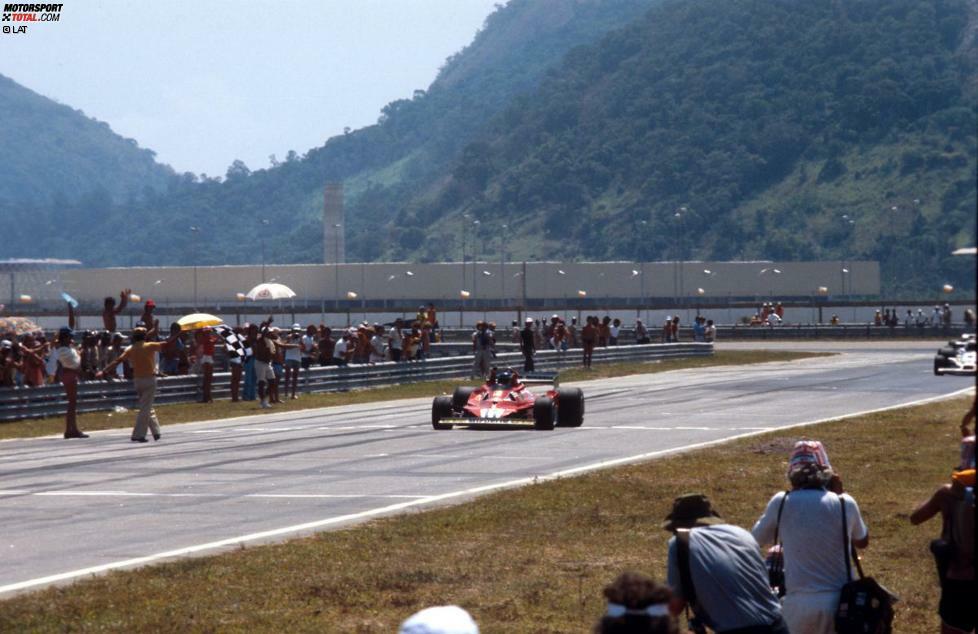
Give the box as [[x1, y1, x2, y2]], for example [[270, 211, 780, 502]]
[[7, 260, 879, 307]]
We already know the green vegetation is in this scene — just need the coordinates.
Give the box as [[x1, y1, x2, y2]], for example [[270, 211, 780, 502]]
[[0, 0, 650, 268], [0, 74, 174, 207], [416, 0, 976, 296], [0, 389, 966, 632], [3, 0, 974, 296], [0, 349, 823, 439]]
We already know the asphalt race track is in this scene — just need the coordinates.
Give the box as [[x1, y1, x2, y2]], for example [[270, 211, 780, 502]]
[[1, 341, 973, 595]]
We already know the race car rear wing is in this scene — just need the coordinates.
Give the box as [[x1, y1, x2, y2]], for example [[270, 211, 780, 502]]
[[522, 372, 559, 386]]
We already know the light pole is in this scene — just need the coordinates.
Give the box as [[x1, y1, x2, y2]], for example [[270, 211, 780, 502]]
[[190, 226, 200, 309], [472, 220, 480, 307], [841, 214, 855, 318], [760, 267, 782, 300], [556, 267, 566, 312], [460, 214, 470, 293], [259, 218, 270, 282], [631, 267, 641, 320], [499, 224, 507, 312], [674, 206, 688, 309]]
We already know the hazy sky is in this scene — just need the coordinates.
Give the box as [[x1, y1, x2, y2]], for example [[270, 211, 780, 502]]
[[0, 0, 500, 176]]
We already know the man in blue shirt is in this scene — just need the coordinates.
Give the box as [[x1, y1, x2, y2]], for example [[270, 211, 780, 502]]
[[664, 493, 788, 634]]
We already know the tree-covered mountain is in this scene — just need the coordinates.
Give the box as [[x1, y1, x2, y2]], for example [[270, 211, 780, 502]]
[[0, 73, 175, 205], [0, 0, 654, 267], [4, 0, 975, 297], [392, 0, 977, 295]]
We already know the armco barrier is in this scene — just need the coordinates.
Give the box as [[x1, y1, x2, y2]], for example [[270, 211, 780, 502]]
[[0, 343, 712, 422], [436, 324, 968, 343]]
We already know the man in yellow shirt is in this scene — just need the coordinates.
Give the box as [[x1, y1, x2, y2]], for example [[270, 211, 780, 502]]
[[99, 325, 178, 442]]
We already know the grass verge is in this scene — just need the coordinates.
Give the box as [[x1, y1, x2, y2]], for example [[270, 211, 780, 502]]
[[0, 393, 968, 632], [1, 350, 826, 440]]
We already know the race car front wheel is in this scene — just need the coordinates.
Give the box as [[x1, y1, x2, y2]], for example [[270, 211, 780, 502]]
[[533, 397, 556, 431], [432, 396, 455, 430], [452, 387, 476, 411]]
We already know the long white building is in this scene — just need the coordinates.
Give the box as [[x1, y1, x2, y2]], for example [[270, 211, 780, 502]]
[[4, 260, 879, 309]]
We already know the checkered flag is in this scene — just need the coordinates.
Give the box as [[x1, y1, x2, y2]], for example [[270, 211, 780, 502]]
[[216, 325, 251, 359]]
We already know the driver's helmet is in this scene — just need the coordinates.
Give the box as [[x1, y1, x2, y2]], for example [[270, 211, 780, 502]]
[[494, 369, 516, 388]]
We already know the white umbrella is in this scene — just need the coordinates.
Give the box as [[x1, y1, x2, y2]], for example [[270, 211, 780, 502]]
[[246, 282, 296, 301]]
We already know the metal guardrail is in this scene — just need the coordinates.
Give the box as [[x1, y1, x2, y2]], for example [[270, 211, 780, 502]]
[[436, 324, 970, 343], [711, 324, 969, 340], [0, 343, 712, 422]]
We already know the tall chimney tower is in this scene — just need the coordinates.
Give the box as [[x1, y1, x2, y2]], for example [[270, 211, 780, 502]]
[[323, 182, 345, 264]]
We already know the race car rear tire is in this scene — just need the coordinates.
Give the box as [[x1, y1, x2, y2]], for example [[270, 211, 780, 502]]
[[938, 347, 956, 357], [452, 387, 476, 411], [432, 396, 454, 430], [533, 397, 556, 431], [556, 388, 584, 428]]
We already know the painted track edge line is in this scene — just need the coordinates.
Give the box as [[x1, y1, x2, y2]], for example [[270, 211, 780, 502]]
[[1, 386, 971, 596]]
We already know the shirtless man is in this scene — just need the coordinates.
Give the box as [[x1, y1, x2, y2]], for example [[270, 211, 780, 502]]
[[101, 289, 130, 332]]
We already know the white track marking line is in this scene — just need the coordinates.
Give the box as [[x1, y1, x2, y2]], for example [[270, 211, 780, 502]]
[[2, 491, 428, 500], [250, 494, 425, 499], [607, 425, 674, 430], [34, 491, 221, 498], [1, 387, 971, 596]]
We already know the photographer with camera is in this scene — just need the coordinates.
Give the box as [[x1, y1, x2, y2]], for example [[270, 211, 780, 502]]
[[663, 494, 787, 634], [752, 441, 870, 634]]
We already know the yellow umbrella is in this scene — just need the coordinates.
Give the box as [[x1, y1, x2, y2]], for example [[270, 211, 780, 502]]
[[176, 313, 223, 331]]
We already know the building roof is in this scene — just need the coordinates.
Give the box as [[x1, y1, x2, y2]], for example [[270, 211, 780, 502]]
[[0, 259, 82, 272]]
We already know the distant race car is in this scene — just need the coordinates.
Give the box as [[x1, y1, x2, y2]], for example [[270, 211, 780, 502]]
[[431, 367, 584, 430], [934, 333, 976, 376]]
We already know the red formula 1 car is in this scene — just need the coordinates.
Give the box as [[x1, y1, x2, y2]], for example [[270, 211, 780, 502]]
[[431, 367, 584, 430]]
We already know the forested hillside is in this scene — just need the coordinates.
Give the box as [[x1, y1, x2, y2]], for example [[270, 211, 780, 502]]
[[397, 0, 977, 295], [0, 0, 653, 267], [3, 0, 975, 296], [0, 74, 174, 205]]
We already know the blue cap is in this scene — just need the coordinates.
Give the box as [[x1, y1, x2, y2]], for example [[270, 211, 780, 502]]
[[58, 326, 74, 338]]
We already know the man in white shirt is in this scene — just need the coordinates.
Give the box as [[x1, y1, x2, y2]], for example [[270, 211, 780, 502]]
[[332, 333, 350, 367], [752, 441, 869, 634], [388, 318, 404, 362], [369, 325, 387, 363], [300, 325, 317, 370]]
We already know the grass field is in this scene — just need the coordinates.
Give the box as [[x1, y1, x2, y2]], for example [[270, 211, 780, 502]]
[[0, 393, 966, 632], [0, 369, 968, 631], [0, 350, 825, 440]]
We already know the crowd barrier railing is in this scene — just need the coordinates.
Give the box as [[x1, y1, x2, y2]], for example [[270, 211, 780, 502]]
[[0, 343, 713, 423]]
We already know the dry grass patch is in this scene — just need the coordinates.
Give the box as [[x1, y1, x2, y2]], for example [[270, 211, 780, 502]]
[[0, 390, 966, 633], [0, 350, 824, 440]]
